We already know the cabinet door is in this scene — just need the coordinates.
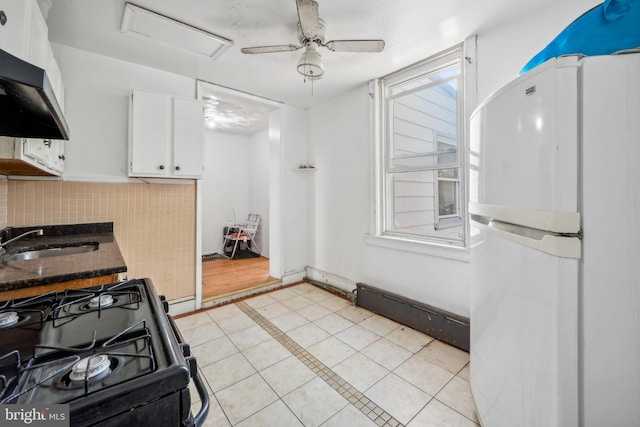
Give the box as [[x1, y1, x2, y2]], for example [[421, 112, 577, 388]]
[[22, 138, 62, 176], [23, 139, 52, 165], [172, 98, 204, 178], [129, 90, 170, 177], [47, 50, 65, 112], [49, 140, 65, 173], [0, 0, 32, 61], [0, 0, 47, 67], [26, 1, 48, 69]]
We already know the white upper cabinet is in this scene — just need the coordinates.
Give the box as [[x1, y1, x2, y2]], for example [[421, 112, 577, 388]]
[[0, 0, 47, 67], [0, 137, 64, 177], [129, 90, 170, 177], [128, 89, 204, 179], [0, 0, 65, 109], [46, 50, 64, 112], [22, 138, 64, 174], [0, 0, 66, 176], [47, 139, 65, 173], [172, 97, 205, 177]]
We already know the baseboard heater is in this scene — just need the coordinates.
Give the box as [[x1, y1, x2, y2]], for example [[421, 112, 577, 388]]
[[356, 283, 470, 352]]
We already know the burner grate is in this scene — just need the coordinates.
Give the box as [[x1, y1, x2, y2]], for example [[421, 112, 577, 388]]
[[0, 350, 22, 401], [51, 280, 143, 326], [0, 278, 200, 426], [1, 319, 156, 404], [0, 292, 59, 330]]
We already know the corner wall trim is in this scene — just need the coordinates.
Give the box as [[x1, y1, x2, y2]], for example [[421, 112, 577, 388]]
[[356, 282, 470, 351]]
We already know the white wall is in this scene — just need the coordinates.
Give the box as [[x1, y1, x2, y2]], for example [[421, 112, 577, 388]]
[[307, 85, 472, 316], [307, 85, 370, 280], [269, 106, 308, 282], [201, 131, 250, 255], [200, 129, 271, 256], [306, 0, 599, 318], [476, 0, 599, 102], [52, 44, 196, 181], [281, 106, 309, 279], [249, 129, 270, 257]]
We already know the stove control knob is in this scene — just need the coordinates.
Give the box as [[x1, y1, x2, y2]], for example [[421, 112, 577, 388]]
[[185, 356, 197, 378], [180, 343, 191, 357], [159, 295, 169, 313]]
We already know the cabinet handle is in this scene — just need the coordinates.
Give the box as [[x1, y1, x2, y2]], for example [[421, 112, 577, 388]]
[[58, 155, 65, 161], [0, 11, 6, 26], [159, 165, 165, 170], [175, 166, 181, 171], [43, 139, 52, 148]]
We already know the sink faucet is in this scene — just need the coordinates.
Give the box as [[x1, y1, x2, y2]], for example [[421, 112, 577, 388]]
[[0, 229, 44, 255]]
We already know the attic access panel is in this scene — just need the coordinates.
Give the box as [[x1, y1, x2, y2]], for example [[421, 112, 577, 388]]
[[121, 3, 233, 59]]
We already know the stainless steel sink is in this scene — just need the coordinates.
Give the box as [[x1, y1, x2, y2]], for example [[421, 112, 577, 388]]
[[2, 243, 99, 262]]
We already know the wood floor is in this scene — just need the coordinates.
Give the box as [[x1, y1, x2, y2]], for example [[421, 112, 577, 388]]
[[202, 256, 279, 301]]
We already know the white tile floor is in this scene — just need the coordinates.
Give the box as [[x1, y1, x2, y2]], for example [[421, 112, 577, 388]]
[[176, 283, 478, 427]]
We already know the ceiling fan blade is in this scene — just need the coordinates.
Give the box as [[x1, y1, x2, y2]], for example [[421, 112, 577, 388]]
[[241, 44, 302, 54], [325, 40, 386, 53], [296, 0, 321, 40]]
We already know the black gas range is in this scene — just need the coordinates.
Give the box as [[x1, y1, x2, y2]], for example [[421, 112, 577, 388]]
[[0, 278, 209, 426]]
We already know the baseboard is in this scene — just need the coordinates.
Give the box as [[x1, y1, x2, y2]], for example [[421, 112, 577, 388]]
[[305, 267, 357, 303], [356, 282, 470, 352], [281, 269, 306, 285], [305, 267, 357, 293], [168, 296, 196, 316]]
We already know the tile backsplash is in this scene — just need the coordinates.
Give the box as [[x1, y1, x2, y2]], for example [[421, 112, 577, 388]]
[[5, 180, 195, 300]]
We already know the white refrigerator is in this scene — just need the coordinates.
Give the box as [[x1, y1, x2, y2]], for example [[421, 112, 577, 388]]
[[469, 53, 640, 427]]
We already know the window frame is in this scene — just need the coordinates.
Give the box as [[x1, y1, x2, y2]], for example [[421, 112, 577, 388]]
[[373, 44, 470, 248]]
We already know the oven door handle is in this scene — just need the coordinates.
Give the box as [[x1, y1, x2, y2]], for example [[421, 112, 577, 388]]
[[190, 367, 210, 427], [166, 314, 210, 427]]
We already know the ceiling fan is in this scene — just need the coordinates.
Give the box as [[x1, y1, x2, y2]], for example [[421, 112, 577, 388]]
[[241, 0, 385, 80]]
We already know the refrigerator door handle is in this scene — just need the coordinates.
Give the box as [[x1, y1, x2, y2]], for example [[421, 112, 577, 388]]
[[472, 214, 582, 259], [469, 202, 580, 233]]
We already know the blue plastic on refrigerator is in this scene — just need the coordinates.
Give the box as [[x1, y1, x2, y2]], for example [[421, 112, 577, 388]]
[[520, 0, 640, 74]]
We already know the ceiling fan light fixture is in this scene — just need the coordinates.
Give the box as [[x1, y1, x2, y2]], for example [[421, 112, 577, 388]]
[[297, 41, 324, 79]]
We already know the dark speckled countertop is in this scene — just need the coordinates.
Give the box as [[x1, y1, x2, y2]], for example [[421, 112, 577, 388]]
[[0, 222, 127, 292]]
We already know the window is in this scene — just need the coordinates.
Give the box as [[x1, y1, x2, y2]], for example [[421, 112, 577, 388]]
[[375, 45, 467, 246]]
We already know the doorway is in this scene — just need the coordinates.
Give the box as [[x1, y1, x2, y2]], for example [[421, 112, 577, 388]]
[[196, 81, 282, 303], [202, 256, 277, 300]]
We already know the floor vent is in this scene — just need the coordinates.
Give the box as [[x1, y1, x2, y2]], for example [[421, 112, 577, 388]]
[[356, 283, 470, 352]]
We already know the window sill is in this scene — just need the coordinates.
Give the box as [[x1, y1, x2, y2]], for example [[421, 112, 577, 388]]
[[435, 219, 462, 230], [365, 234, 470, 262]]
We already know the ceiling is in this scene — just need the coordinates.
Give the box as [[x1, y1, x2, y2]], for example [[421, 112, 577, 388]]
[[43, 0, 570, 133], [199, 82, 280, 135]]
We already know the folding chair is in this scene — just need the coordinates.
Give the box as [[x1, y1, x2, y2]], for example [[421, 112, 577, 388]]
[[222, 214, 260, 259]]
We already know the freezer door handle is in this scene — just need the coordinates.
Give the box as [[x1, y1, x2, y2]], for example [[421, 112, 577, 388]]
[[469, 202, 580, 233], [472, 214, 582, 259]]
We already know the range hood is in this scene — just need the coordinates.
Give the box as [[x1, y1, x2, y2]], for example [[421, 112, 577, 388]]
[[0, 49, 69, 140]]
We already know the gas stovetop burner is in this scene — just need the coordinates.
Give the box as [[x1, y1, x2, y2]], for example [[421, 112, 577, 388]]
[[69, 354, 112, 382], [0, 279, 208, 427], [0, 312, 19, 328], [88, 294, 114, 309]]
